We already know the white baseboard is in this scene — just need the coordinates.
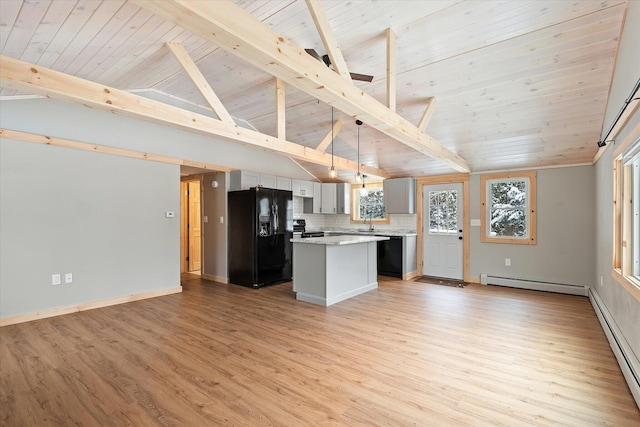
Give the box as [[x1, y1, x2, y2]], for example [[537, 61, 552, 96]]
[[589, 288, 640, 408], [0, 286, 182, 327], [480, 274, 589, 296]]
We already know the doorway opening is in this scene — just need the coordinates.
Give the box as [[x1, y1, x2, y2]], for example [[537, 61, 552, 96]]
[[181, 178, 202, 274]]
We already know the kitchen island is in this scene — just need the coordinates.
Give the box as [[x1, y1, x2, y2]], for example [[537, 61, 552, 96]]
[[291, 235, 389, 306]]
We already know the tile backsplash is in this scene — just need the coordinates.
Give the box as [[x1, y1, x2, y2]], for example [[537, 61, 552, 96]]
[[293, 196, 416, 231]]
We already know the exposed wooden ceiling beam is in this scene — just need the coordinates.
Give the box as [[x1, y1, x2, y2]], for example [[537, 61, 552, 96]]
[[386, 28, 396, 112], [0, 129, 233, 172], [418, 97, 438, 131], [0, 55, 389, 179], [315, 120, 343, 153], [305, 0, 351, 83], [165, 42, 235, 125], [133, 0, 470, 173], [275, 78, 286, 140]]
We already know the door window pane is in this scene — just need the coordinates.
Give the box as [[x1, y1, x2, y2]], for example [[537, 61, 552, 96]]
[[428, 190, 457, 235]]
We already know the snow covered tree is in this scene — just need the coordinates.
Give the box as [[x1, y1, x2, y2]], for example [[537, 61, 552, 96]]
[[490, 180, 527, 237]]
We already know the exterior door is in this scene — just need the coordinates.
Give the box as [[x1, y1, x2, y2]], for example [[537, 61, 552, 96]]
[[422, 183, 463, 279], [188, 181, 202, 271]]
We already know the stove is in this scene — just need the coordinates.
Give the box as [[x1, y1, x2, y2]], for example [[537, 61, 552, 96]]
[[292, 219, 325, 238]]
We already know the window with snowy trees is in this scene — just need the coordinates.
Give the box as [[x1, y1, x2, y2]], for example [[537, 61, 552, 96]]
[[351, 183, 389, 224], [613, 135, 640, 289], [480, 171, 537, 244]]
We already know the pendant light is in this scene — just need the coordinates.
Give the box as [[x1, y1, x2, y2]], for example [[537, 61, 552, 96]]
[[360, 174, 367, 196], [355, 120, 362, 183], [329, 106, 337, 178]]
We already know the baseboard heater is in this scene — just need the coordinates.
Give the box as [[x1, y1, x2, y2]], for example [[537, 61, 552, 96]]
[[480, 274, 589, 296], [589, 288, 640, 408]]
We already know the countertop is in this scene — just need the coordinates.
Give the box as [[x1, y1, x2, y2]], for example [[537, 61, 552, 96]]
[[291, 235, 390, 246], [317, 229, 417, 237]]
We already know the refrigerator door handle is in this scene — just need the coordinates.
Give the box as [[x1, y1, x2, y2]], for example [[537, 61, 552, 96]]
[[272, 203, 279, 233]]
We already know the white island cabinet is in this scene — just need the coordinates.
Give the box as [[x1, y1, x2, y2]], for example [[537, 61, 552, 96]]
[[291, 235, 389, 306]]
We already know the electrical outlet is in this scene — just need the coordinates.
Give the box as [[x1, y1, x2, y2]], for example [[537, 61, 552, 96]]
[[52, 274, 61, 285], [505, 258, 511, 267], [65, 273, 73, 284], [220, 216, 224, 224]]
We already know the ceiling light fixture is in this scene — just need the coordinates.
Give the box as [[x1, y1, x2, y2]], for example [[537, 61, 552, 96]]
[[355, 119, 362, 183], [329, 106, 337, 178]]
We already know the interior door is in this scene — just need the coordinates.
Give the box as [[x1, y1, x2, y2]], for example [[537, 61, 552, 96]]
[[422, 183, 463, 280], [188, 180, 202, 272]]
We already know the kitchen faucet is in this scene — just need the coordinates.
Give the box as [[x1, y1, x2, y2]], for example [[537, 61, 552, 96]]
[[366, 210, 374, 231]]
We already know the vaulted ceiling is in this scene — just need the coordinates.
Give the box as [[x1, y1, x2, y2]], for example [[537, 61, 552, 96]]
[[0, 0, 628, 182]]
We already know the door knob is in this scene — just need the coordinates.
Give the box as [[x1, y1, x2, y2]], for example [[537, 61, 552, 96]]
[[458, 236, 463, 240]]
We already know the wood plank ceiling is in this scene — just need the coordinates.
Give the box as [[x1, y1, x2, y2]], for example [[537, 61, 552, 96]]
[[0, 0, 627, 181]]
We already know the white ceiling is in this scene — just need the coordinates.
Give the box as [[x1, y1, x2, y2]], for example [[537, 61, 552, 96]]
[[0, 0, 628, 181]]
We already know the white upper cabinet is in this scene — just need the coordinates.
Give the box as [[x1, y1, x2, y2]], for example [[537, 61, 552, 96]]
[[383, 178, 416, 214], [292, 179, 314, 197], [321, 183, 337, 214], [229, 170, 285, 191], [276, 176, 292, 191], [313, 182, 322, 213], [260, 173, 277, 189], [336, 183, 351, 214]]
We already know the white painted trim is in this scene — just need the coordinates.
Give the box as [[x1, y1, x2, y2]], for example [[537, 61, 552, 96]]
[[589, 288, 640, 408], [0, 287, 182, 327]]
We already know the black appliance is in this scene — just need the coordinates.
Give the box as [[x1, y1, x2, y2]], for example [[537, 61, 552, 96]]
[[301, 231, 324, 238], [377, 236, 403, 278], [228, 187, 293, 288], [292, 219, 324, 238], [293, 219, 306, 233]]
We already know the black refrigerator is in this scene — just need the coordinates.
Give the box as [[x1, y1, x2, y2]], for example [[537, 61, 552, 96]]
[[228, 187, 293, 288]]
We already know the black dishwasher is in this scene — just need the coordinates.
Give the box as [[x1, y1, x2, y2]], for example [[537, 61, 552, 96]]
[[377, 236, 403, 278]]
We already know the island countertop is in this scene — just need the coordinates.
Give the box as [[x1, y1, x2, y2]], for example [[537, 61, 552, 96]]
[[291, 235, 389, 246]]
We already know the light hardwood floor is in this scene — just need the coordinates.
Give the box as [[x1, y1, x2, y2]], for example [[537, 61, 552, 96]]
[[1, 275, 639, 426]]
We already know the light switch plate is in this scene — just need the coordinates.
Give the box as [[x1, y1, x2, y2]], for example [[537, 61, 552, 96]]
[[52, 274, 61, 285], [65, 273, 73, 284], [470, 219, 481, 226]]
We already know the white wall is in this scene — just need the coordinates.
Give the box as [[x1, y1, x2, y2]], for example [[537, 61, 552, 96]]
[[202, 172, 228, 281], [469, 165, 595, 286], [0, 139, 180, 318], [593, 0, 640, 363], [0, 97, 316, 180], [0, 95, 317, 318]]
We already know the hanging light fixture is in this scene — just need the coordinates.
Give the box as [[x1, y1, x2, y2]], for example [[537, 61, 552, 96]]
[[360, 174, 367, 196], [329, 106, 337, 178], [355, 119, 362, 183]]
